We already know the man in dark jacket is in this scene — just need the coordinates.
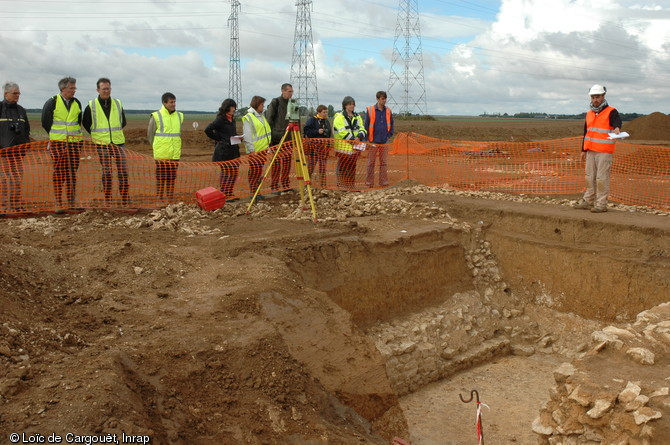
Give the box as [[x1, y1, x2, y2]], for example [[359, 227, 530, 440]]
[[0, 81, 31, 213], [265, 83, 293, 192]]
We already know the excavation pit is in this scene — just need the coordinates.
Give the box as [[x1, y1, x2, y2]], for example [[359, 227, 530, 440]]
[[1, 190, 669, 444]]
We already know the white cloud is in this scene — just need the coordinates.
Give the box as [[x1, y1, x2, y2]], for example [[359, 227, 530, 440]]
[[2, 0, 669, 116]]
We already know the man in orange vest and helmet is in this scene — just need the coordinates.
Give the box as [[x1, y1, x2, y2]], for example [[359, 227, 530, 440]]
[[573, 84, 622, 213]]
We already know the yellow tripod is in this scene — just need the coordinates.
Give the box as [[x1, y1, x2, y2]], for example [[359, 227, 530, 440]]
[[246, 122, 317, 222]]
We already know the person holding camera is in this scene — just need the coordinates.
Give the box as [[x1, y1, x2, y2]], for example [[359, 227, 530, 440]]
[[42, 76, 83, 212], [0, 81, 31, 213], [303, 104, 332, 188], [265, 83, 294, 193], [333, 96, 367, 189]]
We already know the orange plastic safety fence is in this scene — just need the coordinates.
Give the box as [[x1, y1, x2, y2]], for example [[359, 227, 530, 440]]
[[1, 134, 668, 215], [390, 133, 670, 211]]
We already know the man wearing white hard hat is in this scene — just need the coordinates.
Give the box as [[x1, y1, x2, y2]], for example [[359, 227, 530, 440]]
[[573, 84, 622, 213]]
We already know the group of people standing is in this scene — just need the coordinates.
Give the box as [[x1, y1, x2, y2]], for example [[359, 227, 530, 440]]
[[41, 76, 131, 211], [0, 77, 131, 213], [0, 76, 183, 211], [1, 78, 621, 214], [0, 77, 396, 213], [204, 84, 396, 200]]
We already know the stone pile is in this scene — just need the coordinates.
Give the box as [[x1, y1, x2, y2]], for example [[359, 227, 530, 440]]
[[276, 188, 459, 223], [367, 228, 529, 396], [533, 303, 670, 444], [7, 204, 223, 237], [368, 290, 514, 396]]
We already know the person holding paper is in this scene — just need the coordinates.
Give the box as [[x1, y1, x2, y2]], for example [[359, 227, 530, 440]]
[[333, 96, 366, 189], [205, 98, 240, 200], [242, 96, 272, 195], [574, 84, 622, 213]]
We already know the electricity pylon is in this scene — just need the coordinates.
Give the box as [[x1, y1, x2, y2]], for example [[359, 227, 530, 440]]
[[290, 0, 319, 115], [228, 0, 242, 107], [388, 0, 427, 116]]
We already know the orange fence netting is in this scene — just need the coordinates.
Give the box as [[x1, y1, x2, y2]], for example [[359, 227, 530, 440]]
[[0, 133, 668, 215], [391, 133, 670, 211]]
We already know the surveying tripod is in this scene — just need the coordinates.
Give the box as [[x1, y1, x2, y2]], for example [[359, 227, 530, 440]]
[[246, 121, 317, 222]]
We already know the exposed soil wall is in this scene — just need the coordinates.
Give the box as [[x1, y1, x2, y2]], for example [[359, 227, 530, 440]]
[[411, 194, 670, 322], [287, 227, 473, 328]]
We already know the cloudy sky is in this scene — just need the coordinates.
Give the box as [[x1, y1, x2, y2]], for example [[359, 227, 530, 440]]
[[2, 0, 669, 115]]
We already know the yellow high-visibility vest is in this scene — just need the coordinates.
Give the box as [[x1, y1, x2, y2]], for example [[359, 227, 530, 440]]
[[151, 106, 184, 160], [242, 111, 271, 152], [49, 95, 83, 142], [333, 112, 366, 154], [89, 98, 125, 145]]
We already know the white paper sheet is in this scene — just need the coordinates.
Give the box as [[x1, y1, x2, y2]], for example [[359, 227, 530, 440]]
[[230, 135, 244, 145], [607, 131, 629, 140]]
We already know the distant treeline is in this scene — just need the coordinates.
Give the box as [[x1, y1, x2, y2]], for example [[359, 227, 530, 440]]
[[480, 112, 647, 121], [26, 108, 215, 115], [25, 108, 648, 122]]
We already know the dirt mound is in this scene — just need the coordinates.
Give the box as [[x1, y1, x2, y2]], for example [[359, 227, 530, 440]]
[[625, 112, 670, 141]]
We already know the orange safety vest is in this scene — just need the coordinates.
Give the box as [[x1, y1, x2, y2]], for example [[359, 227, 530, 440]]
[[366, 105, 391, 142], [584, 107, 617, 154]]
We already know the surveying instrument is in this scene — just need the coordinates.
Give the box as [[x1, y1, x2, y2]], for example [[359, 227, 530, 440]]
[[246, 98, 317, 222]]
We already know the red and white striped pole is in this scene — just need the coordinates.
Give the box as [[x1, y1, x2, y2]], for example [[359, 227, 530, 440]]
[[460, 389, 489, 445]]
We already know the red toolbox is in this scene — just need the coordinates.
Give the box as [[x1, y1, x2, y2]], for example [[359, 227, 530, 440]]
[[196, 187, 226, 211]]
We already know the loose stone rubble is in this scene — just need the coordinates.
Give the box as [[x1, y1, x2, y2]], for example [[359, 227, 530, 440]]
[[533, 303, 670, 444], [366, 225, 519, 396]]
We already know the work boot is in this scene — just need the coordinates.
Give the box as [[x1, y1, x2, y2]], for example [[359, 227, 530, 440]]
[[573, 200, 593, 210], [590, 206, 608, 213]]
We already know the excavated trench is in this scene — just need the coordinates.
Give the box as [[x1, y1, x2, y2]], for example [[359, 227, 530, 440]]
[[284, 203, 670, 441], [287, 227, 474, 329], [4, 201, 668, 444]]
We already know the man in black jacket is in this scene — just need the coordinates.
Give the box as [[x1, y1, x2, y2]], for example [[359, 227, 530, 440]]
[[265, 83, 293, 192], [0, 81, 31, 213]]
